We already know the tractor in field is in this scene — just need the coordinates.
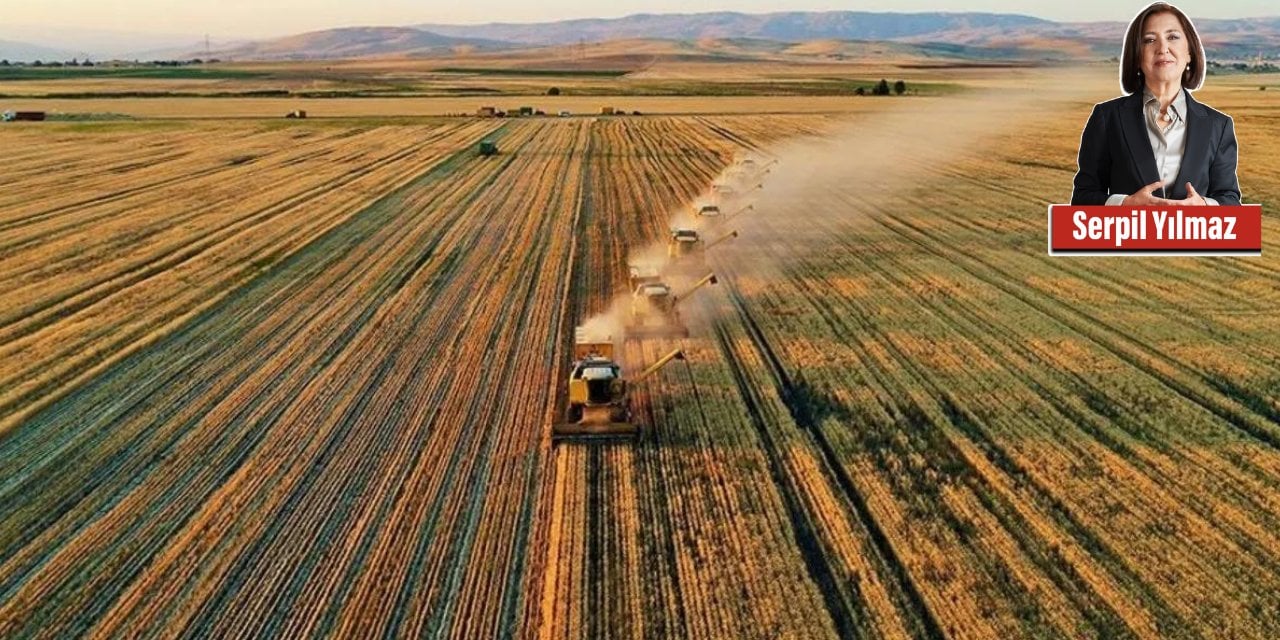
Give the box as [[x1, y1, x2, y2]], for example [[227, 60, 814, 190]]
[[627, 272, 718, 338], [554, 328, 686, 441], [478, 140, 499, 156]]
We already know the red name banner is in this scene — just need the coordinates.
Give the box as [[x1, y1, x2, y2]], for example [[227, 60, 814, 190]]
[[1048, 205, 1262, 255]]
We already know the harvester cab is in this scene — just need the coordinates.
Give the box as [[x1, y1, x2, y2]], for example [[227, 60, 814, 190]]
[[667, 229, 737, 270], [667, 228, 703, 261], [632, 282, 676, 317], [478, 140, 499, 156], [627, 272, 718, 339], [628, 282, 680, 337], [628, 264, 662, 290], [554, 327, 687, 441], [695, 204, 722, 220]]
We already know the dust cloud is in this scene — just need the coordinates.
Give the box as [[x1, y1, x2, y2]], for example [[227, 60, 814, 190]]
[[574, 66, 1114, 355], [708, 66, 1113, 275], [743, 68, 1107, 222]]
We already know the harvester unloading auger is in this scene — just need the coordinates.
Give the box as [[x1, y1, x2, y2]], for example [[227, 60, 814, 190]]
[[553, 328, 687, 441], [718, 204, 754, 225], [626, 272, 718, 338]]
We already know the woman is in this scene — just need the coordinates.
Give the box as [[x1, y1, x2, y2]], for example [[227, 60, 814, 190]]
[[1072, 2, 1241, 206]]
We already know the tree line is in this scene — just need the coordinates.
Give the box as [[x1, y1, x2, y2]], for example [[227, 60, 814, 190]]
[[0, 59, 221, 68], [855, 79, 908, 96]]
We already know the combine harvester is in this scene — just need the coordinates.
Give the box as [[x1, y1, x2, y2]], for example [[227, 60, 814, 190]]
[[694, 204, 722, 221], [627, 272, 718, 338], [709, 181, 763, 206], [628, 263, 662, 290], [553, 328, 686, 441], [736, 156, 777, 175], [721, 157, 776, 188], [667, 228, 738, 269]]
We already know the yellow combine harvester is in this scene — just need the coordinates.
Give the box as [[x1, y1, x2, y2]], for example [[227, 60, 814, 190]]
[[694, 204, 722, 221], [553, 328, 686, 441], [736, 157, 777, 175], [627, 272, 718, 338], [667, 228, 738, 268]]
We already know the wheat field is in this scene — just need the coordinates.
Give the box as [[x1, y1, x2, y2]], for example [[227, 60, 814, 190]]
[[1, 66, 1278, 638]]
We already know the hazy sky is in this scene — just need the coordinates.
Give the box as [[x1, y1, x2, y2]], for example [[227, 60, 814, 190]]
[[5, 1, 1277, 39]]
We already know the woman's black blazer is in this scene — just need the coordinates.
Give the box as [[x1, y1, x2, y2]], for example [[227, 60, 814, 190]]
[[1071, 89, 1241, 206]]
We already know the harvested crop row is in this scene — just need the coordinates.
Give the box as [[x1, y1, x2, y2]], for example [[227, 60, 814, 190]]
[[0, 125, 226, 202], [697, 101, 1280, 638], [710, 207, 1280, 638], [0, 119, 573, 637], [0, 121, 499, 433]]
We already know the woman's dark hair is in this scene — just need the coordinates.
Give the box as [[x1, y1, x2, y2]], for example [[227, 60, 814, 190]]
[[1120, 2, 1205, 94]]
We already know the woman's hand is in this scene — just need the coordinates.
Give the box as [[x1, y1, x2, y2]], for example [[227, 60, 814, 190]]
[[1121, 180, 1175, 206], [1174, 182, 1209, 206]]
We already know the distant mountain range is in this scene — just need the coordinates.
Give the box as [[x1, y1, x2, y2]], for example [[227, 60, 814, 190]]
[[212, 11, 1280, 62], [0, 25, 215, 61], [411, 11, 1280, 60], [0, 39, 80, 63], [209, 27, 511, 61], [415, 11, 1056, 45], [6, 11, 1280, 62]]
